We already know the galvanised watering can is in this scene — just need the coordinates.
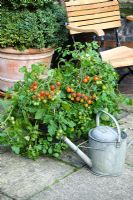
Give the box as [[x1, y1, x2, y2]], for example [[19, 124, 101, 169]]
[[62, 110, 132, 176]]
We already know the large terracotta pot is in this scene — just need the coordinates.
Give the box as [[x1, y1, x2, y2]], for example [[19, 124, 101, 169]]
[[0, 47, 54, 91]]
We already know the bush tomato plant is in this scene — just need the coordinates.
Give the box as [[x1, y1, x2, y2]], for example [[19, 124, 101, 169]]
[[0, 42, 131, 159]]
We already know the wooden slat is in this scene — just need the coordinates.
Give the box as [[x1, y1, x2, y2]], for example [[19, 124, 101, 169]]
[[70, 21, 121, 34], [126, 15, 133, 21], [66, 0, 110, 6], [69, 16, 120, 27], [100, 46, 133, 68], [66, 1, 118, 12], [69, 11, 120, 22], [67, 5, 119, 17]]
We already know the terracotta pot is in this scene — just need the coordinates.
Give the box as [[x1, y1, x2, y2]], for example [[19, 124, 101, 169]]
[[0, 47, 54, 91]]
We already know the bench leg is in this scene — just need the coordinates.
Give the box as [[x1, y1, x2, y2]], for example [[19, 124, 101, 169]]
[[118, 67, 133, 84]]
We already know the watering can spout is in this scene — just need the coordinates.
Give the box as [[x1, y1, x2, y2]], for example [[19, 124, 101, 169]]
[[62, 136, 92, 168]]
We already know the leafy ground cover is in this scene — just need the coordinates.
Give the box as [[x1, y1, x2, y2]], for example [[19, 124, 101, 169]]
[[0, 42, 132, 159]]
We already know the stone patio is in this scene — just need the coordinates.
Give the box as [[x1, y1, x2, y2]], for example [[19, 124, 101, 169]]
[[0, 100, 133, 200]]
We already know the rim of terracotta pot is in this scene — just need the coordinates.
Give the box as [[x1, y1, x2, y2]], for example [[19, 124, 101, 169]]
[[0, 47, 54, 55]]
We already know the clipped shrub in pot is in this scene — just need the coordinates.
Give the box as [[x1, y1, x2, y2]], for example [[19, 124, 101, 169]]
[[0, 0, 68, 91], [0, 42, 131, 159]]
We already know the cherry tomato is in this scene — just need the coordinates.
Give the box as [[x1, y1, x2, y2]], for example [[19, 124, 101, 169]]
[[71, 92, 77, 97], [71, 97, 74, 101], [102, 85, 107, 90], [33, 85, 38, 90], [48, 94, 52, 99], [86, 76, 90, 81], [80, 99, 84, 103], [70, 88, 74, 93], [33, 81, 38, 86], [84, 96, 89, 101], [56, 82, 61, 87], [91, 94, 96, 99], [43, 99, 47, 103], [81, 94, 85, 97], [40, 90, 45, 96], [75, 97, 80, 102], [76, 92, 82, 97], [10, 116, 14, 121], [84, 104, 89, 108], [68, 95, 72, 99], [66, 87, 71, 93], [45, 91, 49, 96], [50, 85, 56, 91], [83, 78, 88, 83], [88, 100, 93, 105], [58, 129, 63, 134], [96, 80, 102, 85], [93, 76, 99, 81], [40, 96, 45, 100]]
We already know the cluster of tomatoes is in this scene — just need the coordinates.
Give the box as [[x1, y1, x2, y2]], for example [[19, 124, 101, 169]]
[[82, 76, 90, 83], [30, 81, 61, 104], [82, 75, 103, 85], [66, 87, 96, 108], [82, 75, 100, 84], [30, 81, 38, 91]]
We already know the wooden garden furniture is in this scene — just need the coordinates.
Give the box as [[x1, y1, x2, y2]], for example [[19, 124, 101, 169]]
[[63, 0, 133, 82]]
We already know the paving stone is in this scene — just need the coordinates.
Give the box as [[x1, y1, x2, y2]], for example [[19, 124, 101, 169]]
[[126, 144, 133, 166], [0, 152, 75, 200], [117, 110, 128, 120], [30, 166, 133, 200], [0, 194, 13, 200], [59, 149, 85, 168], [120, 104, 133, 113]]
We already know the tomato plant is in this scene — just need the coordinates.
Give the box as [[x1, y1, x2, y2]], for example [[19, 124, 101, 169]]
[[0, 42, 132, 159]]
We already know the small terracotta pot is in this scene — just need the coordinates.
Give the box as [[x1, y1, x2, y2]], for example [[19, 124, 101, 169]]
[[0, 47, 54, 91]]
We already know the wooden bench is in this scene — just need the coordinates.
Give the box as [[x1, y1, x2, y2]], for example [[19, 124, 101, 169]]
[[63, 0, 133, 80]]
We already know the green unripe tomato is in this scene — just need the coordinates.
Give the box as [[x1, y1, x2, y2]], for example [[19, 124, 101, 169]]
[[80, 99, 84, 103], [96, 80, 102, 85], [10, 116, 14, 121], [43, 100, 47, 104], [84, 104, 89, 108], [70, 84, 74, 87], [102, 85, 107, 90], [58, 129, 63, 134], [36, 102, 40, 106], [68, 95, 72, 99]]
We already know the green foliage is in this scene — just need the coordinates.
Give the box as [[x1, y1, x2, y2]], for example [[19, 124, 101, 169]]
[[0, 3, 68, 50], [1, 0, 54, 9], [0, 42, 129, 159]]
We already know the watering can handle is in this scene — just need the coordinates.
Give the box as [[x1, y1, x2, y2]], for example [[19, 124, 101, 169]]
[[96, 110, 121, 143]]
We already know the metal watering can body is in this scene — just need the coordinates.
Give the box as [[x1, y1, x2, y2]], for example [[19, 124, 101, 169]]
[[88, 110, 127, 176], [62, 110, 127, 176]]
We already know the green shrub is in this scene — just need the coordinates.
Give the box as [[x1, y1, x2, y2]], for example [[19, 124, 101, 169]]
[[1, 0, 54, 9], [0, 42, 131, 159], [0, 4, 68, 50]]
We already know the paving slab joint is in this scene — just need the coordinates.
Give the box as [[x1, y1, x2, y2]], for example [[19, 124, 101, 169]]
[[0, 191, 16, 200], [27, 167, 80, 200]]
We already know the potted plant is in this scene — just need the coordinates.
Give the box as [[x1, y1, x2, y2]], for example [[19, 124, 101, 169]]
[[1, 42, 131, 159], [0, 0, 68, 91]]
